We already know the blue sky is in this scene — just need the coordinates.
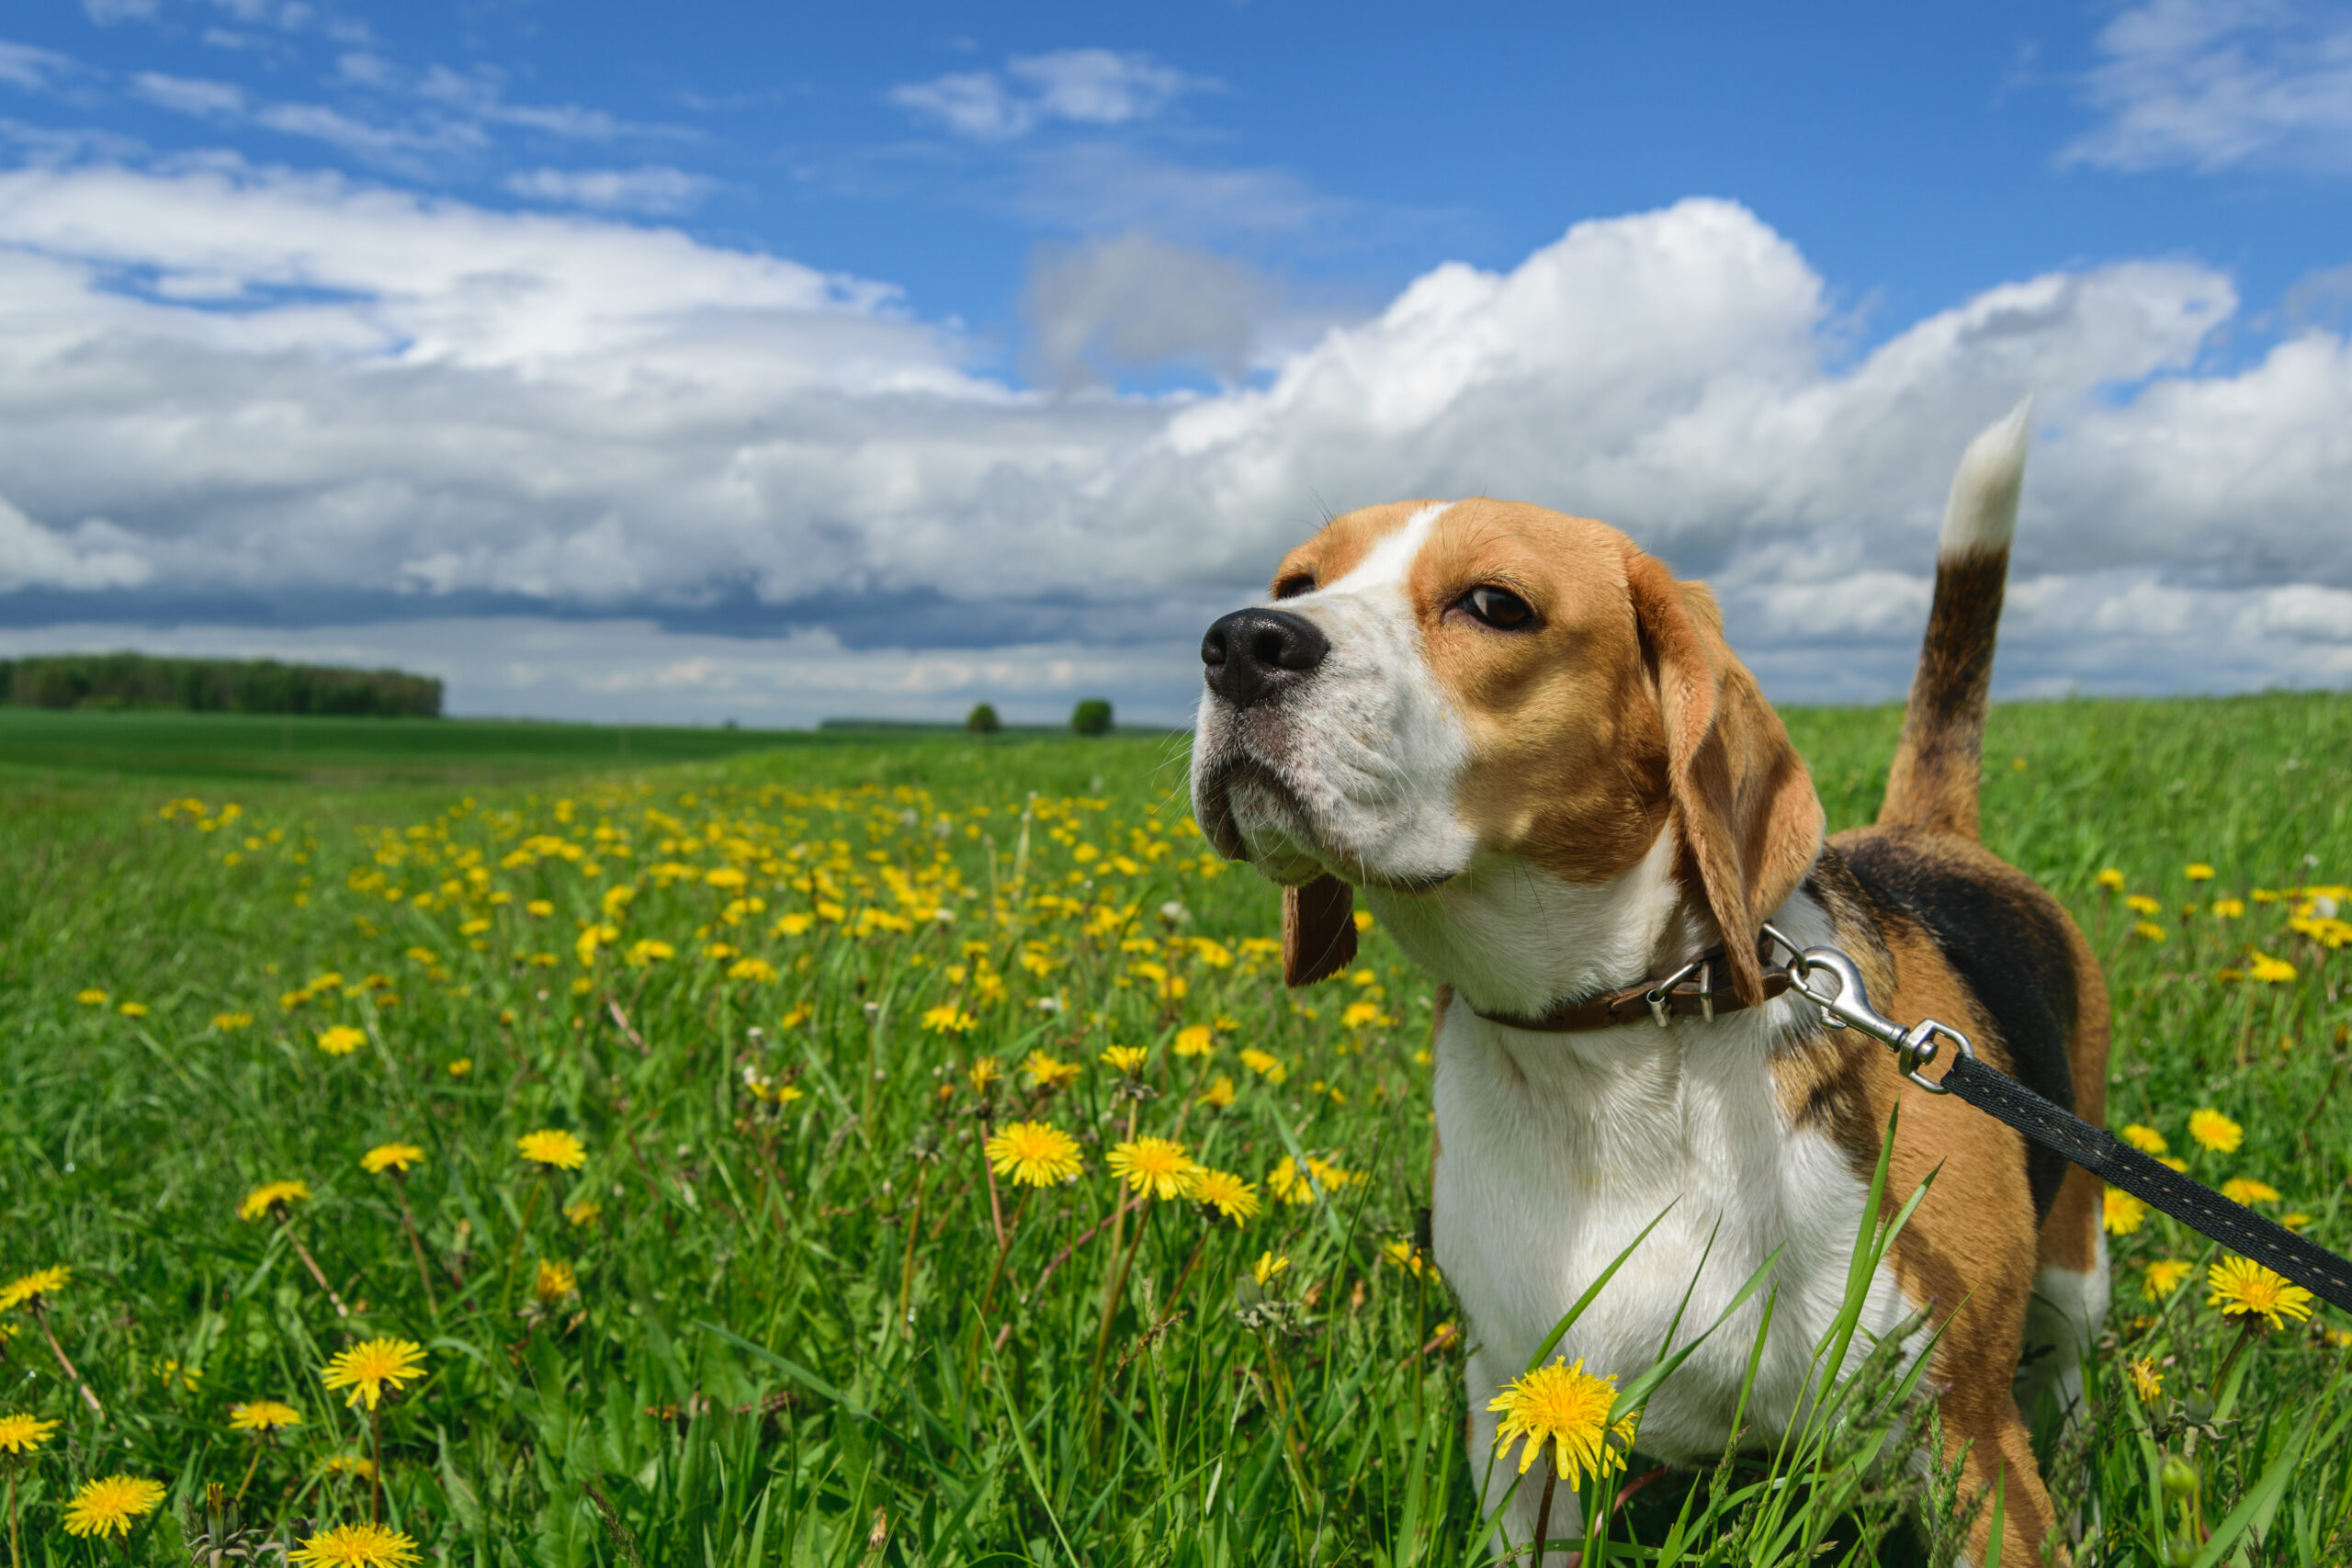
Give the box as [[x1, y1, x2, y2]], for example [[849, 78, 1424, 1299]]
[[2, 0, 2350, 721]]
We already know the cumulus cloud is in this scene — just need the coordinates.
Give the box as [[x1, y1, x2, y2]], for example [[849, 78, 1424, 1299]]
[[2064, 0, 2352, 173], [888, 49, 1212, 141], [0, 495, 151, 592], [1022, 230, 1275, 387], [1, 163, 2347, 716]]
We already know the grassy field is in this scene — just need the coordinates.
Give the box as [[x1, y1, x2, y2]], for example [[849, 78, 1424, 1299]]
[[0, 693, 2347, 1565]]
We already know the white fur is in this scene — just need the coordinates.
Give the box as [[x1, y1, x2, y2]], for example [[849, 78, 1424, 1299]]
[[1939, 400, 2031, 558], [1424, 878, 1926, 1560], [2017, 1235, 2109, 1430], [1195, 500, 1479, 888], [1367, 829, 1702, 1020]]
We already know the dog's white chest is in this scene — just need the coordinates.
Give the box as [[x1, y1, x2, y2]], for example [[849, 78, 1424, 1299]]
[[1430, 1003, 1916, 1462]]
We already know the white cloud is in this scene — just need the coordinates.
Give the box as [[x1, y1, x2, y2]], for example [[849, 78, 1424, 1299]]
[[1022, 230, 1274, 387], [505, 164, 716, 215], [82, 0, 162, 24], [888, 49, 1210, 141], [0, 495, 151, 592], [2064, 0, 2352, 172], [131, 71, 250, 118], [0, 167, 2347, 715], [0, 40, 80, 92]]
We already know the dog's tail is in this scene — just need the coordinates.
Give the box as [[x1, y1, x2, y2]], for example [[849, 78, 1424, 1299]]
[[1877, 400, 2030, 841]]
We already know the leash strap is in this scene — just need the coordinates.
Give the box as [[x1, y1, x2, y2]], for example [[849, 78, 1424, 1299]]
[[1759, 925, 2352, 1317], [1939, 1052, 2352, 1315]]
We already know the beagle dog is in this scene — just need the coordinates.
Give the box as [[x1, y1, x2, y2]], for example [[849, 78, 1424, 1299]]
[[1190, 407, 2107, 1566]]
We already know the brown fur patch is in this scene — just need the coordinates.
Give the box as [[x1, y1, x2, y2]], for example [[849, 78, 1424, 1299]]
[[1781, 833, 2108, 1562], [1881, 547, 2009, 839]]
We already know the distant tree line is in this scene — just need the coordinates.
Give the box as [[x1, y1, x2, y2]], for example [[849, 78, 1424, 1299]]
[[0, 652, 443, 717]]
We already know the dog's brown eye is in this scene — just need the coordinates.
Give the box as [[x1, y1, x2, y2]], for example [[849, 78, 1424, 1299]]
[[1272, 574, 1316, 600], [1456, 585, 1534, 629]]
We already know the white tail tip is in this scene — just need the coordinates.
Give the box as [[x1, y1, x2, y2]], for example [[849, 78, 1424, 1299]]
[[1939, 398, 2031, 558]]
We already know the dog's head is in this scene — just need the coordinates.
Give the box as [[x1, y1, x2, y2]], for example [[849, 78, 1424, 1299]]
[[1189, 498, 1823, 1006]]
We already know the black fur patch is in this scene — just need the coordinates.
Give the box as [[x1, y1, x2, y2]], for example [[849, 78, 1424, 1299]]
[[1837, 830, 2079, 1223]]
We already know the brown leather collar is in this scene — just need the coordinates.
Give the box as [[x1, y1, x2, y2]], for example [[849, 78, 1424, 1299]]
[[1468, 944, 1793, 1033]]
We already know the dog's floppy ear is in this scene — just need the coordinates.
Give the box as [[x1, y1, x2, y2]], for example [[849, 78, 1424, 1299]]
[[1627, 550, 1824, 1007], [1283, 874, 1358, 987]]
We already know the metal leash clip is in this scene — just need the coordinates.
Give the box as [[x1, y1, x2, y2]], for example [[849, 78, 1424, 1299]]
[[1758, 923, 1974, 1094]]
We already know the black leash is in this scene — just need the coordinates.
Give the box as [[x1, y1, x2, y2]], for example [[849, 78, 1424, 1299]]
[[1759, 926, 2352, 1317]]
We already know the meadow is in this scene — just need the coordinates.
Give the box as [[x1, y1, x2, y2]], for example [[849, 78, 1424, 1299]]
[[0, 692, 2347, 1566]]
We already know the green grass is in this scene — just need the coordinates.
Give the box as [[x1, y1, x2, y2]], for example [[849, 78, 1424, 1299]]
[[0, 693, 2346, 1565]]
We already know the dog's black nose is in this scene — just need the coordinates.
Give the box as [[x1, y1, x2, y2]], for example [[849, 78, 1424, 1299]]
[[1202, 608, 1329, 706]]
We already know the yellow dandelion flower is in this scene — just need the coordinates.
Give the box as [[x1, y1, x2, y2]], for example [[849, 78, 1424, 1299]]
[[1106, 1137, 1202, 1201], [2127, 1357, 2164, 1403], [2125, 894, 2162, 916], [212, 1011, 254, 1031], [1172, 1025, 1215, 1057], [1384, 1238, 1440, 1280], [2134, 920, 2166, 942], [1238, 1047, 1288, 1084], [118, 1001, 148, 1018], [1267, 1154, 1357, 1205], [75, 988, 107, 1006], [2143, 1259, 2193, 1300], [2185, 863, 2214, 881], [320, 1337, 426, 1410], [315, 1025, 367, 1056], [2120, 1123, 2168, 1155], [228, 1399, 302, 1432], [2284, 1213, 2312, 1232], [1197, 1074, 1237, 1109], [966, 1056, 1001, 1096], [361, 1143, 424, 1176], [2221, 1178, 2280, 1205], [62, 1475, 165, 1538], [2188, 1109, 2243, 1154], [2211, 897, 2245, 919], [289, 1520, 422, 1567], [922, 1004, 978, 1034], [1099, 1044, 1148, 1075], [534, 1259, 578, 1303], [1190, 1168, 1261, 1224], [1251, 1251, 1290, 1286], [0, 1266, 70, 1312], [2246, 950, 2297, 984], [2159, 1155, 2189, 1172], [1487, 1359, 1640, 1484], [447, 1057, 472, 1077], [316, 1453, 376, 1480], [985, 1122, 1084, 1188], [564, 1200, 603, 1228], [2207, 1256, 2315, 1331], [239, 1180, 311, 1222], [2096, 868, 2125, 890], [1019, 1050, 1081, 1089], [0, 1413, 59, 1454], [516, 1129, 586, 1169], [2103, 1188, 2149, 1235]]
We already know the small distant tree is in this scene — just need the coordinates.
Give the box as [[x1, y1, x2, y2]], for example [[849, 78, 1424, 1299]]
[[1070, 698, 1114, 737], [966, 702, 1001, 735]]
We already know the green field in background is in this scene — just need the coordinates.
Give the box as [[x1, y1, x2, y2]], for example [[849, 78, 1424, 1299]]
[[1, 690, 2347, 1565]]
